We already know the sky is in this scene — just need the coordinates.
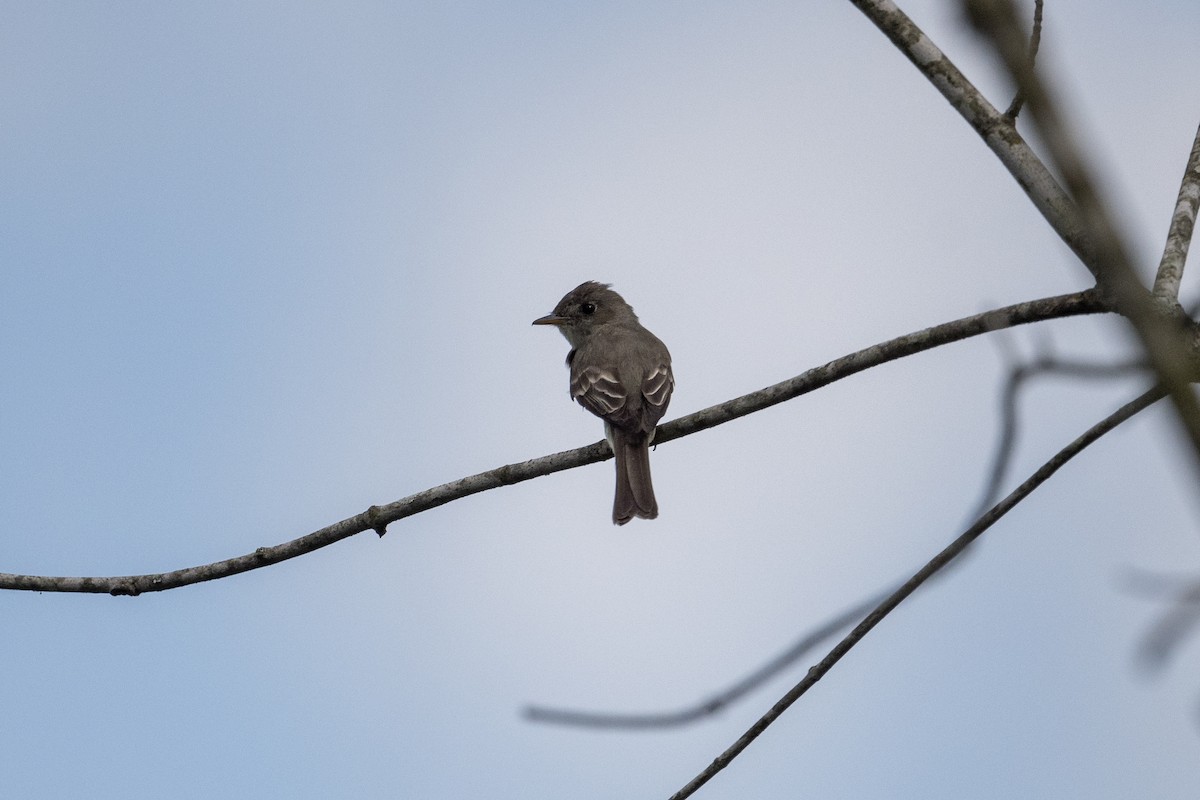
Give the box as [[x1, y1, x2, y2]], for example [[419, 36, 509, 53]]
[[2, 1, 1199, 797]]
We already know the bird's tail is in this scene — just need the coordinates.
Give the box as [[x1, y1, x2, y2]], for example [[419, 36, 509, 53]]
[[612, 431, 657, 525]]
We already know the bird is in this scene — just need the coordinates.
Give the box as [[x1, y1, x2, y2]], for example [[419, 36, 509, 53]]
[[533, 281, 674, 524]]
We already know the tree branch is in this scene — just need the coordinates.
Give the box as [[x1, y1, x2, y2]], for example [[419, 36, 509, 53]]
[[659, 291, 1105, 443], [1001, 0, 1043, 121], [0, 291, 1107, 596], [669, 386, 1166, 800], [1153, 120, 1200, 301]]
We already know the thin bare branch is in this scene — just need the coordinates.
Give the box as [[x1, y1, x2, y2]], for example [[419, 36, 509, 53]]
[[1153, 121, 1200, 301], [0, 291, 1108, 596], [524, 591, 889, 729], [661, 291, 1105, 442], [1002, 0, 1043, 120], [670, 387, 1165, 799]]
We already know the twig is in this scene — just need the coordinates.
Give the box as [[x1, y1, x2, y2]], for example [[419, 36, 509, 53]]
[[1002, 0, 1043, 120], [661, 291, 1104, 442], [1153, 121, 1200, 301], [669, 387, 1166, 800], [0, 292, 1107, 596]]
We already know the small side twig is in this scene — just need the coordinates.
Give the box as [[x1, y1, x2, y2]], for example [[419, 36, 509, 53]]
[[669, 386, 1165, 800], [1002, 0, 1044, 120]]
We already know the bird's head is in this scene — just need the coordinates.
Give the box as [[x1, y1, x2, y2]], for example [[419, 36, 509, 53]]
[[532, 281, 636, 347]]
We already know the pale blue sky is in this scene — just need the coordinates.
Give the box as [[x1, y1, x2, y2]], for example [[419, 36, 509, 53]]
[[3, 2, 1199, 797]]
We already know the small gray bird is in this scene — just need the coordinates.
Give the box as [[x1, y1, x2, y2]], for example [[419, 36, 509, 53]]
[[533, 281, 674, 525]]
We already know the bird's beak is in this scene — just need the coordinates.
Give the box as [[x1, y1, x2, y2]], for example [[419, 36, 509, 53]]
[[532, 314, 567, 326]]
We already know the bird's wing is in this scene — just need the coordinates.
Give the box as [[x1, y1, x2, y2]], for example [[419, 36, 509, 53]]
[[572, 361, 673, 436], [572, 365, 627, 420], [642, 364, 673, 417]]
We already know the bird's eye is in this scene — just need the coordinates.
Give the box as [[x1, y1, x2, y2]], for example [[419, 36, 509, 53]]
[[581, 302, 596, 315]]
